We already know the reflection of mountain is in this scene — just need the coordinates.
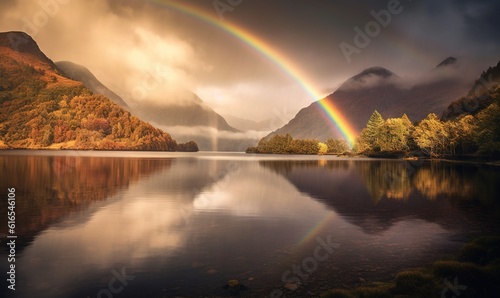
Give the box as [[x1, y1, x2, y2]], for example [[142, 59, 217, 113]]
[[0, 154, 172, 251], [259, 160, 499, 234]]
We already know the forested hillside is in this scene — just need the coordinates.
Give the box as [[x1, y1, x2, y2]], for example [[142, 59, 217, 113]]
[[0, 32, 183, 151], [442, 60, 500, 120]]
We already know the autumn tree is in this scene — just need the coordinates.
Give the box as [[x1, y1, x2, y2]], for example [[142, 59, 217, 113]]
[[326, 138, 350, 154], [247, 134, 320, 154], [353, 129, 370, 153], [378, 118, 410, 151], [475, 88, 500, 155], [401, 114, 417, 149], [317, 142, 328, 155], [413, 113, 449, 156]]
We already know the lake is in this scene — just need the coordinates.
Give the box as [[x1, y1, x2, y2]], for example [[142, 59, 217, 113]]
[[0, 151, 499, 297]]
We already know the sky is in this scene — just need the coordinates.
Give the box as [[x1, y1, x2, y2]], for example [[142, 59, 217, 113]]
[[1, 0, 499, 122]]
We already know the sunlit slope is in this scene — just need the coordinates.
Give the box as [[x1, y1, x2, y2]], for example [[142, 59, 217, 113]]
[[0, 31, 178, 150]]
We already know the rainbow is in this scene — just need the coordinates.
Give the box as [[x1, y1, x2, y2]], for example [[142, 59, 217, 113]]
[[298, 212, 336, 246], [149, 0, 357, 146]]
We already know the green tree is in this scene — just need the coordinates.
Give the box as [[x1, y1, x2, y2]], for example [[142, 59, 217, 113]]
[[365, 110, 385, 149]]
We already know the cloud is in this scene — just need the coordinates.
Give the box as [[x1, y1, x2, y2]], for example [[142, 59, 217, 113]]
[[0, 0, 499, 122], [156, 125, 269, 141], [452, 0, 500, 43]]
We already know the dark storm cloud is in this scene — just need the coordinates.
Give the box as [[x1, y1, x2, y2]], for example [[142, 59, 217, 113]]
[[452, 0, 500, 43]]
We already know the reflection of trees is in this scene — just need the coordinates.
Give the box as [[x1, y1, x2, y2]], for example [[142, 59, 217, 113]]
[[355, 161, 412, 202], [412, 163, 472, 200], [259, 159, 350, 176], [355, 160, 499, 205], [259, 158, 500, 234], [0, 155, 171, 247], [355, 160, 476, 202]]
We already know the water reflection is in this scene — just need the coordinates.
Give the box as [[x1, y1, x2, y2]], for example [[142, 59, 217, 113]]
[[0, 154, 498, 298], [0, 155, 172, 250], [260, 159, 500, 234], [2, 157, 334, 298]]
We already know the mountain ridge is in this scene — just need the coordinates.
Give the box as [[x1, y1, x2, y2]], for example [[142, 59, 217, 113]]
[[442, 60, 500, 120], [56, 61, 130, 109], [265, 58, 471, 142]]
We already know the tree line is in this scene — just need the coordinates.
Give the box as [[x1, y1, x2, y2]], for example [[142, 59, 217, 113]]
[[355, 86, 499, 157], [248, 86, 500, 158], [246, 134, 350, 155]]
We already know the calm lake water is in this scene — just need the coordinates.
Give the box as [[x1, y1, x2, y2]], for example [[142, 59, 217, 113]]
[[0, 151, 499, 298]]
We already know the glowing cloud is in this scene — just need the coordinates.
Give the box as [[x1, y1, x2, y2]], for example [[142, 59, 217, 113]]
[[149, 0, 358, 146]]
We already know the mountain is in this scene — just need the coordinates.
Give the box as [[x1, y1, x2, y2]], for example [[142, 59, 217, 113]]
[[223, 114, 274, 132], [130, 93, 239, 132], [55, 60, 243, 151], [127, 93, 253, 151], [54, 61, 237, 134], [436, 56, 457, 68], [55, 61, 129, 109], [441, 60, 500, 120], [0, 31, 180, 150], [265, 59, 470, 142]]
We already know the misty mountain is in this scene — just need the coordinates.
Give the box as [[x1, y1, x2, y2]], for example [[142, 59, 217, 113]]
[[130, 93, 239, 132], [442, 60, 500, 120], [436, 56, 457, 68], [223, 114, 274, 132], [55, 61, 129, 109], [0, 31, 180, 150], [128, 94, 253, 151], [55, 56, 245, 151], [266, 58, 471, 142]]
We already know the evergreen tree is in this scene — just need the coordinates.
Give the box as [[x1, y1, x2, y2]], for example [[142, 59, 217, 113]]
[[356, 110, 385, 152]]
